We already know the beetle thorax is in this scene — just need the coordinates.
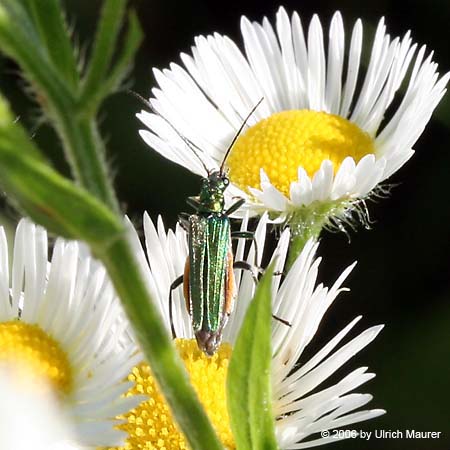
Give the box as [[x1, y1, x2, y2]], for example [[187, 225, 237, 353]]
[[199, 188, 224, 213]]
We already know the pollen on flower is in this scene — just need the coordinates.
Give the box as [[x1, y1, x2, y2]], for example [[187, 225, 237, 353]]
[[0, 320, 72, 394], [226, 110, 376, 196], [105, 338, 235, 450]]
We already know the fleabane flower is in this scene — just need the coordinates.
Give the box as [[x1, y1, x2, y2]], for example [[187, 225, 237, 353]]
[[138, 8, 449, 233], [0, 219, 141, 447], [106, 213, 385, 449]]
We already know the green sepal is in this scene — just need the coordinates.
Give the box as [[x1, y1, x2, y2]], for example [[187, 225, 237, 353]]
[[227, 263, 279, 450], [285, 200, 356, 269], [0, 96, 123, 248]]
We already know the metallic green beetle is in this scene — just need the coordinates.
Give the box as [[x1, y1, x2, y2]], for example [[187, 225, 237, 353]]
[[170, 170, 253, 355], [169, 102, 263, 356]]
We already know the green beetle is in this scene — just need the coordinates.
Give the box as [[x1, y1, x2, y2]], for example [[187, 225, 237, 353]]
[[169, 102, 263, 356]]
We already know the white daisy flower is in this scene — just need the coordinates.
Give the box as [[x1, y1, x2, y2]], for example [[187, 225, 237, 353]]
[[137, 8, 449, 227], [0, 219, 142, 448], [109, 213, 384, 449]]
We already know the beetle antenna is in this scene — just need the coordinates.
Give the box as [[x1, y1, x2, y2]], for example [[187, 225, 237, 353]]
[[131, 91, 210, 176], [219, 97, 264, 175]]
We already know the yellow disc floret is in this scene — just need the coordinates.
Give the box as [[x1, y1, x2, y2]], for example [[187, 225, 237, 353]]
[[107, 339, 234, 450], [227, 110, 376, 196], [0, 320, 72, 395]]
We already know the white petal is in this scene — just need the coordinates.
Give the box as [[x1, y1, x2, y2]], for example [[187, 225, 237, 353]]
[[331, 156, 357, 199], [307, 15, 326, 110], [249, 169, 290, 211], [325, 12, 344, 113], [311, 160, 334, 201], [0, 227, 11, 321], [340, 19, 363, 117]]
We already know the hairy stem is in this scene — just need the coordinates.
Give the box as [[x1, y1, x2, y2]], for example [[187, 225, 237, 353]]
[[100, 236, 224, 450]]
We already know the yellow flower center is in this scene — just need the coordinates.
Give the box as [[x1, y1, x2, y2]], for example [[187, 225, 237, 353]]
[[106, 339, 234, 450], [227, 110, 375, 196], [0, 321, 72, 394]]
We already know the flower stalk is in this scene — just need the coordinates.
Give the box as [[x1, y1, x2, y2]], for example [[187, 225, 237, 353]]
[[99, 236, 225, 450], [285, 205, 332, 269]]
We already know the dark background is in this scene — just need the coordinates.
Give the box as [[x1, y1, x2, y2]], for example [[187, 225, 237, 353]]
[[1, 0, 449, 449]]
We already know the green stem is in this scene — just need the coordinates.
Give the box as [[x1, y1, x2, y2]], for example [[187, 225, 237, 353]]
[[286, 228, 320, 270], [57, 115, 120, 213], [286, 209, 328, 270], [100, 236, 224, 450]]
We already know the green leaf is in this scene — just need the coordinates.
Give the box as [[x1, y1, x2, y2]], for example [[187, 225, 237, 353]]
[[81, 0, 128, 107], [0, 0, 42, 46], [81, 10, 143, 113], [0, 1, 75, 111], [24, 0, 79, 89], [0, 96, 123, 247], [227, 264, 278, 450]]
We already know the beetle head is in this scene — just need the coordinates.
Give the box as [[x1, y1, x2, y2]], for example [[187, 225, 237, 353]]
[[198, 170, 229, 213], [205, 170, 230, 193]]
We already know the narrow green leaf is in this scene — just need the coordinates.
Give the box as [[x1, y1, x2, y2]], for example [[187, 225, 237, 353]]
[[24, 0, 79, 89], [227, 264, 278, 450], [0, 96, 122, 246], [0, 143, 124, 248], [0, 0, 42, 46], [108, 11, 143, 90], [0, 2, 75, 112], [81, 10, 143, 113], [81, 0, 127, 107]]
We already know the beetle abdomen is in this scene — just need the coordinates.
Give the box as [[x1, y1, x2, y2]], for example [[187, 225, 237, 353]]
[[188, 214, 231, 334]]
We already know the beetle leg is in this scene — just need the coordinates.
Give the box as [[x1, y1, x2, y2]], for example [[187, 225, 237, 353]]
[[231, 231, 259, 267], [233, 260, 290, 327], [178, 213, 190, 231], [272, 314, 291, 327], [169, 275, 184, 338], [233, 260, 259, 283], [225, 197, 245, 215], [186, 196, 201, 211]]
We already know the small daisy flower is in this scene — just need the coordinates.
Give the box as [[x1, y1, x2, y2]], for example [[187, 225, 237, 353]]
[[138, 8, 449, 232], [0, 219, 142, 448], [107, 214, 384, 449]]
